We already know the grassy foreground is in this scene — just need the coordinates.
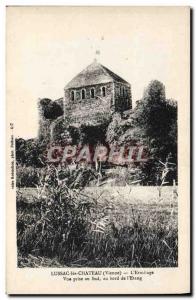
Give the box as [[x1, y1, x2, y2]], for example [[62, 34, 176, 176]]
[[17, 168, 178, 268]]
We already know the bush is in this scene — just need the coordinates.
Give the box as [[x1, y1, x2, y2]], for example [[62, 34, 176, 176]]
[[16, 138, 47, 167], [16, 165, 43, 187]]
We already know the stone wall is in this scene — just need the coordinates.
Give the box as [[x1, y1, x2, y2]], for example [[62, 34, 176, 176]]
[[64, 82, 114, 104], [55, 97, 64, 110], [38, 80, 132, 141], [114, 82, 132, 112], [38, 98, 63, 141], [64, 82, 114, 126], [38, 100, 49, 140]]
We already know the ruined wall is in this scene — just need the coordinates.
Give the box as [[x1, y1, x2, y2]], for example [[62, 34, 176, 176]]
[[55, 97, 64, 110], [38, 100, 51, 141], [114, 82, 132, 112], [38, 98, 63, 141]]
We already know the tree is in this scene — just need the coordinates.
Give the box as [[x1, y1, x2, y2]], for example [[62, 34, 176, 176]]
[[134, 80, 167, 138], [133, 80, 177, 184]]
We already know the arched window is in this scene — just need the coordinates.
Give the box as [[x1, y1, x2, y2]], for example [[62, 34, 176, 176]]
[[71, 90, 75, 101], [91, 88, 95, 98], [120, 86, 126, 97], [120, 86, 123, 96], [102, 86, 106, 97], [122, 86, 125, 97], [82, 89, 86, 99]]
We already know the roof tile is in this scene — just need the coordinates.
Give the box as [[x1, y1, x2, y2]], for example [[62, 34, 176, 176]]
[[65, 60, 129, 89]]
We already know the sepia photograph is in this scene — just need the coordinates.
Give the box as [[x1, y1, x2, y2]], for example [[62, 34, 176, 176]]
[[6, 6, 190, 294], [16, 59, 178, 269]]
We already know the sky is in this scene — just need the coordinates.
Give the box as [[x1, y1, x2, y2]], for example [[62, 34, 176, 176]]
[[6, 6, 189, 138]]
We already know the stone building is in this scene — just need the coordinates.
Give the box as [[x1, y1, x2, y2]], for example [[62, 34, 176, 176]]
[[38, 60, 132, 140], [63, 60, 132, 124]]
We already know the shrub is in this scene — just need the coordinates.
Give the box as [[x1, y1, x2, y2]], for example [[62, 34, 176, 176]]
[[16, 165, 43, 187], [16, 138, 47, 167]]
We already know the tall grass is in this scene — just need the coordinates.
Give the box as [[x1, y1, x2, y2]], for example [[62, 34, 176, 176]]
[[17, 165, 178, 268]]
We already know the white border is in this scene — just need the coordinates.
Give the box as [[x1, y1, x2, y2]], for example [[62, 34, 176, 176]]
[[1, 1, 195, 299]]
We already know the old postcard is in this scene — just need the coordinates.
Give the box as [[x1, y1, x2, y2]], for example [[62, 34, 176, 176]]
[[6, 6, 190, 294]]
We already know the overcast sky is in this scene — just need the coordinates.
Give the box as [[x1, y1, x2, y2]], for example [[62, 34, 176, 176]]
[[7, 6, 189, 138]]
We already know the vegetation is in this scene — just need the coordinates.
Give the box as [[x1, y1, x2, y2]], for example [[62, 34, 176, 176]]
[[16, 80, 177, 186], [16, 80, 178, 267], [16, 138, 47, 167], [17, 166, 178, 268], [106, 80, 177, 185], [16, 165, 43, 188], [39, 98, 63, 120]]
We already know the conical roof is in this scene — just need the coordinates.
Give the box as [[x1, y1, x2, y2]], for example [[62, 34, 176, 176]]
[[65, 60, 129, 89]]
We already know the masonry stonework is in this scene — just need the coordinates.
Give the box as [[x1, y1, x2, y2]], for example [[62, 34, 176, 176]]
[[38, 60, 132, 140]]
